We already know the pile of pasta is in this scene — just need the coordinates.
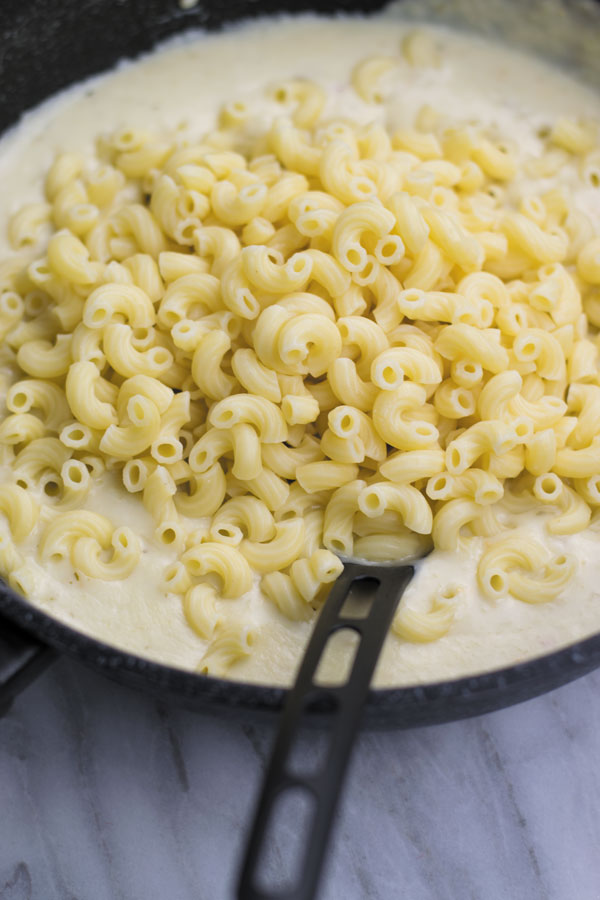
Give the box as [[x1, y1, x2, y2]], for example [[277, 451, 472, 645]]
[[1, 41, 600, 672]]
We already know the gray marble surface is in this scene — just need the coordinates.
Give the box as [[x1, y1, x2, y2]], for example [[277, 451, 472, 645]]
[[1, 659, 600, 900]]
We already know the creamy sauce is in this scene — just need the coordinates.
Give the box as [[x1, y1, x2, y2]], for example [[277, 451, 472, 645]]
[[1, 13, 600, 686]]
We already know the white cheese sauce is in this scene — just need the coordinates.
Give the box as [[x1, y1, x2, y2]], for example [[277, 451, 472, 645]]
[[1, 13, 600, 686]]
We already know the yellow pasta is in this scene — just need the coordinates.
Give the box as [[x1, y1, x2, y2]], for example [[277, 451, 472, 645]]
[[1, 39, 600, 678], [182, 542, 252, 598], [477, 536, 575, 603], [392, 594, 456, 643]]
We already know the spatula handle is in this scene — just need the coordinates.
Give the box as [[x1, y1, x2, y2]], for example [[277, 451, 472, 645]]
[[238, 561, 414, 900]]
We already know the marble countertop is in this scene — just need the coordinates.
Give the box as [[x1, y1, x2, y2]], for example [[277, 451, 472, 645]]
[[1, 658, 600, 900]]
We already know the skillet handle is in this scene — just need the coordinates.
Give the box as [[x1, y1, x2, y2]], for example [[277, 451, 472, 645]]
[[0, 614, 56, 715], [238, 562, 414, 900]]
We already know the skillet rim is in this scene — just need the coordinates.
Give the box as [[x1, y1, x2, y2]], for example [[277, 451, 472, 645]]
[[2, 582, 600, 726]]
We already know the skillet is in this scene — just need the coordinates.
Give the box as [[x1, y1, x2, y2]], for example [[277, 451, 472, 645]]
[[1, 0, 600, 725]]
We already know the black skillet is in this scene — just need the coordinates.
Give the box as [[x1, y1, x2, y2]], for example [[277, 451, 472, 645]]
[[1, 3, 600, 728]]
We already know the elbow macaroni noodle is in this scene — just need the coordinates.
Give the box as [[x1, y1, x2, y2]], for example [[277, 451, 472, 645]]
[[1, 37, 600, 674]]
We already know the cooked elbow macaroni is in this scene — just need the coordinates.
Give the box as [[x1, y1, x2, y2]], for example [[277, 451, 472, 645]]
[[1, 16, 600, 682]]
